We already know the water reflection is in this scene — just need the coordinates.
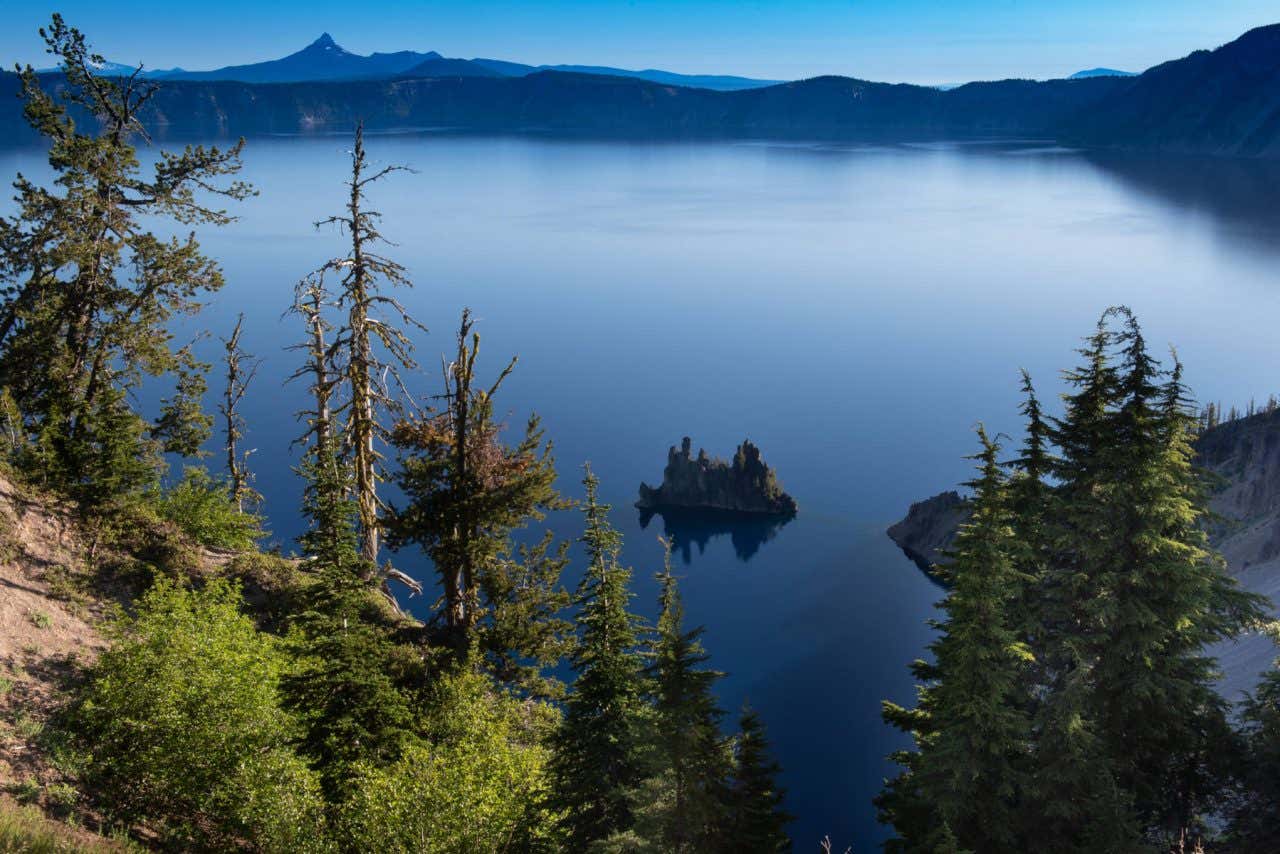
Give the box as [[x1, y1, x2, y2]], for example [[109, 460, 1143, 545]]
[[1082, 152, 1280, 258], [637, 507, 793, 563]]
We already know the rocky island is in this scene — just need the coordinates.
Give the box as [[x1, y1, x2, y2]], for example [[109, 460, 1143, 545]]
[[637, 437, 798, 517], [886, 490, 970, 575]]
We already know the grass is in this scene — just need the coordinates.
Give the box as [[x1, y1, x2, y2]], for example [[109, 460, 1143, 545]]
[[13, 711, 44, 741], [0, 798, 132, 852], [29, 611, 52, 630]]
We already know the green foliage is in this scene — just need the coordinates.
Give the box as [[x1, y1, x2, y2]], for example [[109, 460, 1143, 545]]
[[72, 577, 328, 850], [157, 466, 262, 550], [0, 15, 248, 504], [1033, 309, 1263, 848], [282, 551, 414, 798], [1223, 636, 1280, 852], [882, 308, 1268, 852], [151, 345, 213, 458], [387, 309, 571, 693], [641, 541, 732, 852], [879, 428, 1032, 853], [337, 668, 561, 853], [551, 468, 652, 848], [725, 706, 792, 853]]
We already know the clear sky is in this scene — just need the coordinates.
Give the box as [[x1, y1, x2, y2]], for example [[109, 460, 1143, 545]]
[[4, 1, 1277, 85]]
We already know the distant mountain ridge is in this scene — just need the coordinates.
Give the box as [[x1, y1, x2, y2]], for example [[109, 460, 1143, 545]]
[[148, 33, 439, 83], [1065, 22, 1280, 157], [64, 33, 783, 91], [8, 23, 1280, 158], [1069, 67, 1138, 79]]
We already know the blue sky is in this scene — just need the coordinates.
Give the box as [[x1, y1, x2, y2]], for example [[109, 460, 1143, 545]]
[[4, 1, 1277, 85]]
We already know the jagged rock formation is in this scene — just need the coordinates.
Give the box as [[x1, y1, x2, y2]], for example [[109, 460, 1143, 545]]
[[888, 408, 1280, 696], [886, 490, 970, 575], [637, 437, 797, 517]]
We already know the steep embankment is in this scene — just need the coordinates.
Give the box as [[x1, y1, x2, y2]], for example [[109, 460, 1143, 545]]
[[888, 408, 1280, 696], [0, 470, 290, 838]]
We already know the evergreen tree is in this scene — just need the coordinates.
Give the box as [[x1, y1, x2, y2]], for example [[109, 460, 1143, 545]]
[[152, 344, 213, 459], [552, 467, 651, 848], [1029, 313, 1138, 852], [282, 298, 413, 801], [879, 427, 1032, 854], [1032, 308, 1265, 849], [724, 705, 792, 853], [642, 539, 732, 852], [386, 309, 570, 695], [1087, 312, 1262, 843], [1224, 636, 1280, 853], [0, 16, 250, 501]]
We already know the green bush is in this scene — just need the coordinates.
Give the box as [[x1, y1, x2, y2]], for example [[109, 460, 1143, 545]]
[[73, 577, 328, 850], [337, 669, 562, 853], [158, 466, 262, 551]]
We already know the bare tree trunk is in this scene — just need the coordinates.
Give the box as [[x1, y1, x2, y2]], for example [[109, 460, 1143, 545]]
[[345, 126, 381, 567], [219, 313, 258, 511]]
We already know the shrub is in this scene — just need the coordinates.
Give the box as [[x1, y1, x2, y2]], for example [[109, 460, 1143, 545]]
[[157, 467, 262, 551], [337, 669, 562, 852], [73, 577, 327, 850]]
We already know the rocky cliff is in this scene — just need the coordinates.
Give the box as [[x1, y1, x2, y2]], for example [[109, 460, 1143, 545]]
[[888, 408, 1280, 696], [886, 490, 970, 575], [637, 437, 797, 516]]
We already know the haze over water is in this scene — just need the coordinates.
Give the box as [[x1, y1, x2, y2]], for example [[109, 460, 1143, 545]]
[[6, 133, 1280, 847]]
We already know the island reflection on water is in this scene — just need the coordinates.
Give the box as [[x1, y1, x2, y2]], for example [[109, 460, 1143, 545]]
[[638, 507, 794, 563]]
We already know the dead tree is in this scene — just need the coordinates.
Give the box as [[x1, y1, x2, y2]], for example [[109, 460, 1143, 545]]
[[219, 313, 260, 511], [312, 122, 424, 567]]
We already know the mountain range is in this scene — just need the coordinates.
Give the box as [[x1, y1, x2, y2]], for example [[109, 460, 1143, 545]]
[[60, 33, 783, 91], [41, 33, 1131, 92], [9, 23, 1280, 158]]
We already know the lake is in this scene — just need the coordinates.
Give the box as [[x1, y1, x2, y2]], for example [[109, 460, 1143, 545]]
[[5, 133, 1280, 849]]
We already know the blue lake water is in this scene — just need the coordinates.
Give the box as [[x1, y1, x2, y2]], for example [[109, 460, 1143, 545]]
[[5, 134, 1280, 849]]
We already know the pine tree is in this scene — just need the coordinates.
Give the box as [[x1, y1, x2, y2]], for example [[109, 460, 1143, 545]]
[[283, 434, 413, 801], [1224, 635, 1280, 853], [0, 16, 250, 501], [386, 309, 570, 693], [645, 539, 731, 852], [1084, 312, 1263, 843], [1028, 312, 1138, 852], [724, 705, 792, 853], [152, 344, 213, 459], [281, 549, 415, 801], [1032, 308, 1265, 848], [552, 467, 651, 848], [879, 427, 1032, 854], [282, 286, 413, 801]]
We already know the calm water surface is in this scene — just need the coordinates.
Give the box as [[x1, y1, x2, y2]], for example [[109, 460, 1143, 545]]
[[6, 135, 1280, 849]]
